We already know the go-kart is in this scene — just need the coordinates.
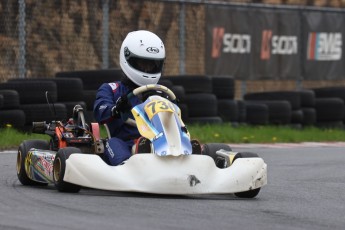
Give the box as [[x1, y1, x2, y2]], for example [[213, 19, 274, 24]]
[[16, 84, 267, 198]]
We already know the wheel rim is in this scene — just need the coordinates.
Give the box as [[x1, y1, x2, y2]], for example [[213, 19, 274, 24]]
[[53, 158, 62, 181], [16, 151, 22, 174]]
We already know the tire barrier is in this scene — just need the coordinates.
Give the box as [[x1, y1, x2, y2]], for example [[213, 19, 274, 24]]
[[0, 90, 20, 109], [243, 102, 269, 125], [301, 108, 317, 126], [299, 89, 315, 108], [83, 90, 97, 111], [2, 73, 345, 131], [212, 76, 235, 99], [245, 100, 291, 125], [20, 103, 67, 126], [314, 98, 344, 124], [185, 93, 218, 117], [0, 81, 58, 104], [164, 75, 213, 93], [56, 69, 123, 90], [0, 109, 26, 129], [171, 85, 186, 103], [244, 91, 301, 110], [0, 95, 3, 109], [217, 99, 239, 122], [313, 87, 345, 102], [8, 78, 84, 102]]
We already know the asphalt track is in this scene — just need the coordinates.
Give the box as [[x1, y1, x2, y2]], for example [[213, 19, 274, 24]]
[[1, 145, 345, 230]]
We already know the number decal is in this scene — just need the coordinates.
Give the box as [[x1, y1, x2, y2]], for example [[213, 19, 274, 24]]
[[144, 99, 175, 119]]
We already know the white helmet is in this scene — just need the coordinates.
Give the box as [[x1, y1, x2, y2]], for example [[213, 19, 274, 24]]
[[120, 30, 165, 86]]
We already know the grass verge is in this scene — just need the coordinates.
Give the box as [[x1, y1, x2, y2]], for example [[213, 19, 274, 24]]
[[1, 123, 345, 150]]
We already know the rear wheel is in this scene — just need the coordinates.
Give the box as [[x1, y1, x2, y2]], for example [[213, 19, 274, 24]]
[[17, 140, 49, 186], [233, 152, 261, 198], [53, 147, 82, 193]]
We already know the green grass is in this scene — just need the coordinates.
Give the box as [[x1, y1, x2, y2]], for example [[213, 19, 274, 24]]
[[188, 123, 345, 144], [1, 123, 345, 150]]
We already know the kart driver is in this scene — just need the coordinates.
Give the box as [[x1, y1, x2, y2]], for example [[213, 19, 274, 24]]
[[93, 30, 166, 166]]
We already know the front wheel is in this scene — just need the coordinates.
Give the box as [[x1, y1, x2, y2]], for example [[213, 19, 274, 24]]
[[53, 147, 82, 193], [233, 152, 261, 198]]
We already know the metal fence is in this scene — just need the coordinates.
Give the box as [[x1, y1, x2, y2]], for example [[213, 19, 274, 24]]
[[2, 0, 345, 97], [0, 0, 204, 81]]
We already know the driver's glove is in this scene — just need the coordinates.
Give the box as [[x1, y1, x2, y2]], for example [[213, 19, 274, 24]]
[[111, 95, 130, 118]]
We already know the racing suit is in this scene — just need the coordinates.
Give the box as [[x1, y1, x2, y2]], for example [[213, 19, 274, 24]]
[[93, 81, 141, 166]]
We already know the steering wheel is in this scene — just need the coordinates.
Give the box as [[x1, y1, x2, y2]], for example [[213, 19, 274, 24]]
[[124, 84, 177, 126]]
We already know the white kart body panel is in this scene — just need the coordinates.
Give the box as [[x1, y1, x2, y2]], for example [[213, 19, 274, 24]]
[[64, 154, 267, 195]]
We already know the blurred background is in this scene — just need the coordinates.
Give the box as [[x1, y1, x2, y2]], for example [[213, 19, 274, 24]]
[[1, 0, 345, 98]]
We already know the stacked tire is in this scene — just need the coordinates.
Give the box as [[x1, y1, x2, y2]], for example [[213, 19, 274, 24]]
[[244, 91, 298, 126], [0, 80, 67, 130], [9, 78, 86, 119], [298, 90, 316, 127], [56, 69, 124, 122], [164, 75, 222, 124], [0, 90, 26, 130], [312, 87, 345, 129], [211, 76, 240, 125]]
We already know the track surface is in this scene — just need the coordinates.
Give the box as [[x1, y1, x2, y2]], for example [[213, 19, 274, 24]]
[[1, 146, 345, 230]]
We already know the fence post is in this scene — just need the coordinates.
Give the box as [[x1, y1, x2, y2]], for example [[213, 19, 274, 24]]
[[179, 2, 185, 75], [18, 0, 26, 78], [102, 0, 109, 69]]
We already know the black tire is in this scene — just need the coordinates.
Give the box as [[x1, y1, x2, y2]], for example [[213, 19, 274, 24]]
[[171, 85, 186, 103], [83, 90, 97, 111], [20, 103, 67, 126], [56, 69, 123, 90], [157, 79, 174, 89], [17, 140, 50, 186], [187, 116, 223, 124], [177, 103, 189, 123], [247, 101, 291, 125], [237, 100, 247, 123], [8, 77, 84, 102], [291, 109, 303, 124], [217, 99, 239, 122], [313, 86, 345, 101], [212, 76, 235, 99], [0, 90, 20, 109], [0, 110, 26, 129], [299, 89, 315, 107], [53, 147, 82, 193], [244, 103, 269, 125], [0, 95, 3, 109], [185, 93, 218, 117], [164, 75, 213, 93], [233, 152, 261, 198], [0, 81, 58, 104], [202, 143, 232, 168], [314, 98, 344, 121], [244, 91, 301, 110], [301, 108, 316, 126]]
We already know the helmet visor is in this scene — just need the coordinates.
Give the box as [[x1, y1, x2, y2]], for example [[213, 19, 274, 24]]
[[127, 56, 164, 74]]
